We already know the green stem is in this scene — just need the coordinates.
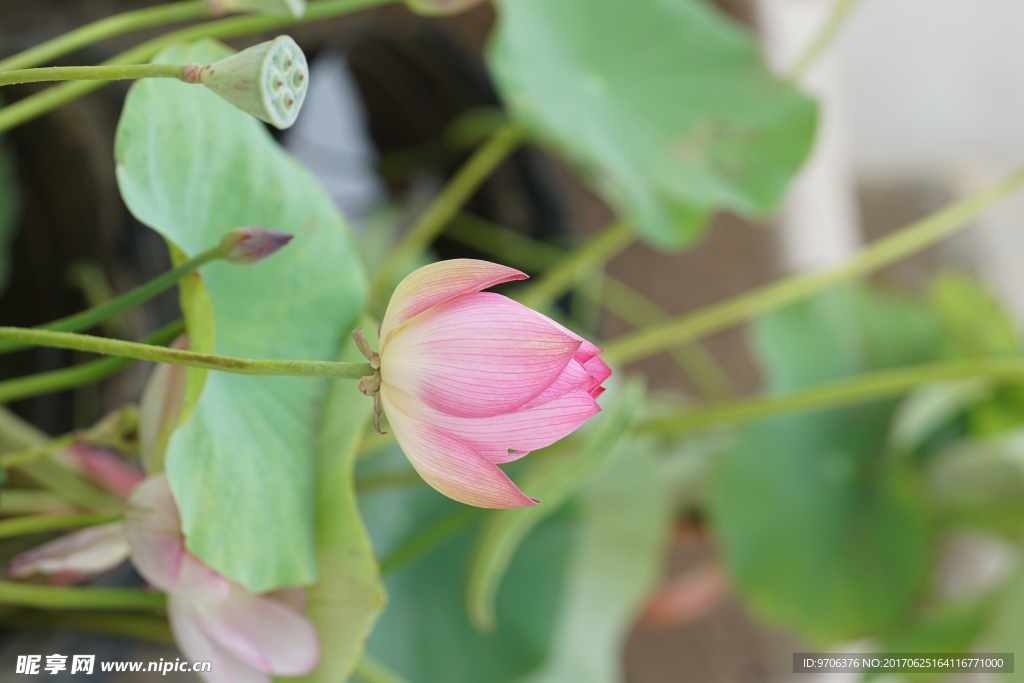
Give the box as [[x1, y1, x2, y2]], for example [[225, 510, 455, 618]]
[[515, 220, 634, 310], [0, 408, 120, 511], [0, 435, 76, 469], [0, 512, 121, 539], [1, 248, 219, 354], [588, 273, 735, 400], [0, 320, 185, 403], [10, 610, 174, 643], [0, 0, 395, 133], [638, 358, 1024, 436], [355, 469, 423, 494], [0, 327, 374, 379], [0, 581, 164, 611], [372, 124, 525, 301], [786, 0, 864, 83], [0, 1, 210, 72], [380, 508, 479, 576], [0, 63, 188, 87], [602, 165, 1024, 366], [354, 653, 412, 683]]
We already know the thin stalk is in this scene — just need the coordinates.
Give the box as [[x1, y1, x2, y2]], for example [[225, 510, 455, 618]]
[[10, 610, 174, 643], [638, 358, 1024, 436], [0, 63, 188, 88], [0, 327, 374, 379], [0, 0, 395, 133], [354, 653, 412, 683], [587, 274, 735, 400], [515, 220, 634, 310], [0, 581, 164, 611], [372, 124, 525, 300], [0, 1, 210, 72], [0, 408, 121, 511], [0, 320, 185, 403], [0, 512, 121, 539], [0, 435, 75, 469], [602, 165, 1024, 366], [787, 0, 865, 83], [0, 247, 218, 354], [380, 508, 479, 576]]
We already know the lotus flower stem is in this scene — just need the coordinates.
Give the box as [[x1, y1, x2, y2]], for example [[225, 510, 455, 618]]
[[514, 219, 633, 310], [0, 434, 76, 469], [371, 123, 525, 302], [786, 0, 865, 83], [0, 580, 165, 611], [0, 320, 184, 404], [0, 63, 191, 87], [638, 358, 1024, 437], [0, 246, 222, 355], [0, 2, 211, 72], [0, 512, 121, 540], [0, 327, 375, 380], [602, 164, 1024, 366], [0, 0, 394, 133]]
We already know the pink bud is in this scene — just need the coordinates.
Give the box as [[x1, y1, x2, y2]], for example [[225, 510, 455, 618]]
[[219, 227, 294, 265], [374, 259, 610, 509]]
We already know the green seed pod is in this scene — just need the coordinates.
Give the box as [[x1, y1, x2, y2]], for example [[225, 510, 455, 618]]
[[208, 0, 306, 18], [189, 36, 309, 130]]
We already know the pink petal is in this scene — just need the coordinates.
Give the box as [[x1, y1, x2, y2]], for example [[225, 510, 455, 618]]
[[169, 599, 272, 683], [65, 444, 144, 499], [521, 359, 592, 410], [9, 523, 129, 578], [382, 390, 539, 508], [399, 388, 600, 464], [191, 584, 319, 676], [265, 586, 307, 612], [380, 259, 526, 343], [583, 356, 612, 395], [124, 474, 184, 590], [124, 474, 228, 600], [382, 293, 581, 418], [530, 310, 603, 363]]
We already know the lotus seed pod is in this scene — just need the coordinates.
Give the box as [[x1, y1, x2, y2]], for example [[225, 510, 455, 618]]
[[405, 0, 485, 15], [196, 36, 309, 129], [208, 0, 306, 17]]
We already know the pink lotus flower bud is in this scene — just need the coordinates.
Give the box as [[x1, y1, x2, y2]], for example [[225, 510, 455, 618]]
[[10, 474, 319, 683], [218, 227, 294, 265], [370, 259, 610, 508]]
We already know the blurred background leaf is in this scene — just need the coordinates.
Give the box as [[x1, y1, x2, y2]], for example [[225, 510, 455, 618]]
[[115, 40, 367, 591], [0, 133, 17, 295], [487, 0, 817, 248], [709, 288, 946, 640]]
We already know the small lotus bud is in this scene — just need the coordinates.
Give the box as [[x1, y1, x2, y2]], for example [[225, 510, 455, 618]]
[[208, 0, 306, 18], [219, 227, 294, 265], [404, 0, 485, 15], [191, 36, 309, 129]]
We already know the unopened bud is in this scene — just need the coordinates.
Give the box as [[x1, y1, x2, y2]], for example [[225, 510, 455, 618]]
[[208, 0, 306, 18], [405, 0, 484, 15], [191, 36, 309, 129], [220, 227, 294, 265]]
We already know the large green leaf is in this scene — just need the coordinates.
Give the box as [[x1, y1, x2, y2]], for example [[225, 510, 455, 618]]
[[523, 444, 672, 683], [466, 377, 645, 630], [115, 41, 367, 590], [487, 0, 817, 247], [291, 324, 385, 683], [360, 445, 574, 683], [710, 289, 943, 640]]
